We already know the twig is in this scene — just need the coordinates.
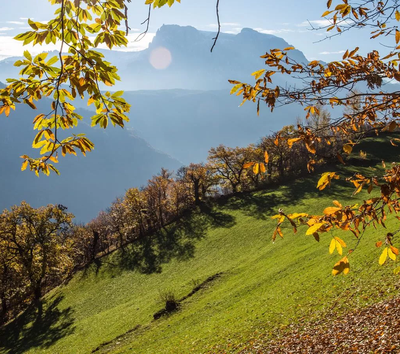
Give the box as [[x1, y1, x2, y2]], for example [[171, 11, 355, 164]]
[[135, 4, 151, 42], [210, 0, 221, 52], [124, 4, 131, 36]]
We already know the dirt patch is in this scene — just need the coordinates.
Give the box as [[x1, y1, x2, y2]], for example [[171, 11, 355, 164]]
[[153, 272, 223, 320], [91, 325, 141, 353]]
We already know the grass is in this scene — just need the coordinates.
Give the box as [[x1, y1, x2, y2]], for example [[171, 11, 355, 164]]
[[1, 134, 400, 354]]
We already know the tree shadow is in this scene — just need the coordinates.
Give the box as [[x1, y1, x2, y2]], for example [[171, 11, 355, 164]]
[[219, 174, 354, 221], [0, 294, 75, 354], [354, 133, 400, 163], [218, 178, 320, 220], [106, 205, 235, 275]]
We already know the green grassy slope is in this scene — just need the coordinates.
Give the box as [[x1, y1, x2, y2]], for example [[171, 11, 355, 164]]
[[1, 135, 400, 354]]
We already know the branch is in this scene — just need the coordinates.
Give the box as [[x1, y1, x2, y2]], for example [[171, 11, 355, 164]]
[[210, 0, 221, 53], [135, 4, 151, 42]]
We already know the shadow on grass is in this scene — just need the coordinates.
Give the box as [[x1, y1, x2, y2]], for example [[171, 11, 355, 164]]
[[219, 172, 355, 220], [106, 205, 236, 275], [0, 295, 75, 354], [218, 177, 321, 220], [354, 133, 400, 163]]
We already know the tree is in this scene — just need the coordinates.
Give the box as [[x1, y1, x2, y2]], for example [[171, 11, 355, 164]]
[[208, 145, 253, 194], [231, 0, 400, 275], [0, 202, 74, 306], [177, 163, 216, 205]]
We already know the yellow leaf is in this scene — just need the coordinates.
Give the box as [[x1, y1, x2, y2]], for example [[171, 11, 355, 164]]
[[396, 30, 400, 44], [230, 84, 242, 95], [329, 238, 335, 254], [334, 236, 347, 248], [287, 213, 308, 219], [379, 247, 388, 265], [21, 160, 28, 171], [271, 214, 285, 224], [332, 256, 350, 276], [388, 247, 397, 261], [343, 144, 353, 154], [48, 155, 58, 163], [396, 10, 400, 21], [306, 222, 324, 235], [316, 172, 339, 190], [334, 237, 346, 255], [335, 239, 343, 255], [251, 69, 265, 80], [253, 163, 259, 175]]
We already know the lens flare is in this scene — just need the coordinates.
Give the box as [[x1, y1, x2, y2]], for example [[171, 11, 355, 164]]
[[149, 46, 172, 70]]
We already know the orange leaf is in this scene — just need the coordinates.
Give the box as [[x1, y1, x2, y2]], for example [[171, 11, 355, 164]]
[[323, 207, 341, 215], [243, 162, 255, 169], [264, 151, 269, 164], [343, 144, 353, 154], [333, 200, 342, 208], [288, 137, 301, 148], [337, 152, 346, 165], [260, 163, 266, 173]]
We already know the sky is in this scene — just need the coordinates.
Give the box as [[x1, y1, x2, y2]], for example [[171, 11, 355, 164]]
[[0, 0, 384, 62]]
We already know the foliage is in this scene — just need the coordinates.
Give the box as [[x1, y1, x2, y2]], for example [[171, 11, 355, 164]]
[[231, 0, 400, 275], [0, 202, 74, 321]]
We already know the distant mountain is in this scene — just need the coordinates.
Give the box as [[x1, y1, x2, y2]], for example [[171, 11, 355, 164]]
[[111, 25, 308, 90], [0, 25, 308, 90], [122, 89, 302, 163], [0, 100, 181, 222]]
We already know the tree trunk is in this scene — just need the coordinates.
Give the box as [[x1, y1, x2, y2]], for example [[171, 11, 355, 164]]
[[92, 230, 99, 261], [0, 291, 7, 323], [194, 180, 200, 205]]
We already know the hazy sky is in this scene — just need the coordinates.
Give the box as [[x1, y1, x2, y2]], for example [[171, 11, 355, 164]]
[[0, 0, 382, 61]]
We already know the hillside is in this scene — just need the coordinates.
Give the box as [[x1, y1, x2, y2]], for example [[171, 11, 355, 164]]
[[1, 135, 400, 353], [0, 100, 181, 222]]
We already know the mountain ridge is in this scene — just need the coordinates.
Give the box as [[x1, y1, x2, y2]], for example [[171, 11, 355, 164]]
[[0, 25, 309, 90]]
